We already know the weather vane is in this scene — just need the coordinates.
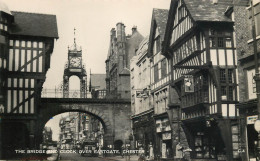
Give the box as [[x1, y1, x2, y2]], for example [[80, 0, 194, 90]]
[[74, 27, 76, 44]]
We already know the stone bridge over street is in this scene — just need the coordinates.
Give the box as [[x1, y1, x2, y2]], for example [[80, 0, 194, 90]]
[[36, 98, 131, 149]]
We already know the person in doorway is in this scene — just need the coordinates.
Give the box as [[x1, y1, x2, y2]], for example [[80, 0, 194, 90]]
[[175, 142, 184, 159]]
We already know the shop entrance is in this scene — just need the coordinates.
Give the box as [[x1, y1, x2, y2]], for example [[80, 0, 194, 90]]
[[185, 120, 225, 160], [247, 124, 258, 159]]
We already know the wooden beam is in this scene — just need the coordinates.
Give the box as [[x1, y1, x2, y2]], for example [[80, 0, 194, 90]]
[[173, 65, 209, 69]]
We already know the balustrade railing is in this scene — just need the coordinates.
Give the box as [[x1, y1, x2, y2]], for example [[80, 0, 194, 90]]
[[41, 88, 130, 100]]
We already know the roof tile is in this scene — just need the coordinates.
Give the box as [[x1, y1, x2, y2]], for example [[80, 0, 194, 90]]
[[10, 11, 59, 38], [184, 0, 233, 22]]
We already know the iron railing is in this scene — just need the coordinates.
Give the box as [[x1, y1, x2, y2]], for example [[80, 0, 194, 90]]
[[41, 88, 131, 99]]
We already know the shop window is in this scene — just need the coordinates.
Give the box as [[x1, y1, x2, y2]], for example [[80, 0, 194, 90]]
[[194, 132, 216, 159], [231, 125, 240, 158]]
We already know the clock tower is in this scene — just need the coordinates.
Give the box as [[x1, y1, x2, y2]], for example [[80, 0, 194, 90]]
[[63, 29, 87, 98]]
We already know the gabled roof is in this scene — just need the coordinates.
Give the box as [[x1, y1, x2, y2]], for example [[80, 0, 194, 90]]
[[162, 0, 234, 55], [148, 8, 169, 57], [0, 0, 11, 15], [90, 74, 106, 90], [152, 8, 169, 41], [10, 11, 59, 38], [184, 0, 233, 22]]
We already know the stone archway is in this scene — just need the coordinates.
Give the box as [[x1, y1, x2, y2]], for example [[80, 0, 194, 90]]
[[35, 104, 115, 151]]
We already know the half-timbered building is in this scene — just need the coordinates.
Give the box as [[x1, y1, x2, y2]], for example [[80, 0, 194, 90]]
[[147, 8, 180, 160], [0, 5, 58, 158], [163, 0, 239, 160]]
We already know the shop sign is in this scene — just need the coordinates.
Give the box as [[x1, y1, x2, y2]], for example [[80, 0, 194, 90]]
[[162, 143, 167, 159], [184, 75, 194, 93], [156, 120, 162, 133], [247, 115, 258, 124], [136, 90, 149, 98], [162, 132, 171, 140]]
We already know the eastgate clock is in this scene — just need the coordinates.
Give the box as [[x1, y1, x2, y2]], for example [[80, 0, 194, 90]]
[[70, 57, 81, 67]]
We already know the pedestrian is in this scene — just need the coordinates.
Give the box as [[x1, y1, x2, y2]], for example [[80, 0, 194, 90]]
[[121, 145, 125, 158]]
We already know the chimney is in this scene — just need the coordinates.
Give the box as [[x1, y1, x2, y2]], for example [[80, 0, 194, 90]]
[[110, 28, 116, 40], [122, 25, 126, 42], [116, 22, 124, 42], [213, 0, 218, 4], [132, 26, 137, 35]]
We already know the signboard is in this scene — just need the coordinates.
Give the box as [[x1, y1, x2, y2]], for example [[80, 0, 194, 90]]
[[69, 69, 81, 72], [162, 132, 171, 140], [136, 90, 149, 98], [184, 75, 194, 92], [247, 115, 258, 124], [162, 143, 167, 158]]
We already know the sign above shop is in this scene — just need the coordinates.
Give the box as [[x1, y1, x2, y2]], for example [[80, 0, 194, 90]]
[[136, 90, 149, 98], [162, 132, 171, 140], [247, 115, 258, 124], [184, 75, 194, 93]]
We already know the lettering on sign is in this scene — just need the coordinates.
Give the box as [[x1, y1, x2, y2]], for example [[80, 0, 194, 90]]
[[247, 115, 258, 124]]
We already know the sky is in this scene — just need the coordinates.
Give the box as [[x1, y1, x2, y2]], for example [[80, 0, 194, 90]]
[[45, 113, 69, 141], [2, 0, 171, 141], [3, 0, 171, 90]]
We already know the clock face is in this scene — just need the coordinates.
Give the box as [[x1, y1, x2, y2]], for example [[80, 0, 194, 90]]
[[70, 57, 81, 68]]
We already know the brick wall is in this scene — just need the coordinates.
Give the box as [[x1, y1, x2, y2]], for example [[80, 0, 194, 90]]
[[234, 5, 250, 102]]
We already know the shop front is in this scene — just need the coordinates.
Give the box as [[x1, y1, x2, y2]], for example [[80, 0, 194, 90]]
[[132, 111, 155, 158], [237, 100, 259, 161], [154, 115, 173, 160], [182, 117, 239, 161]]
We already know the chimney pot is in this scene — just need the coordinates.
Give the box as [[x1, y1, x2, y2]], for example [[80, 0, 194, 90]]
[[132, 26, 137, 35]]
